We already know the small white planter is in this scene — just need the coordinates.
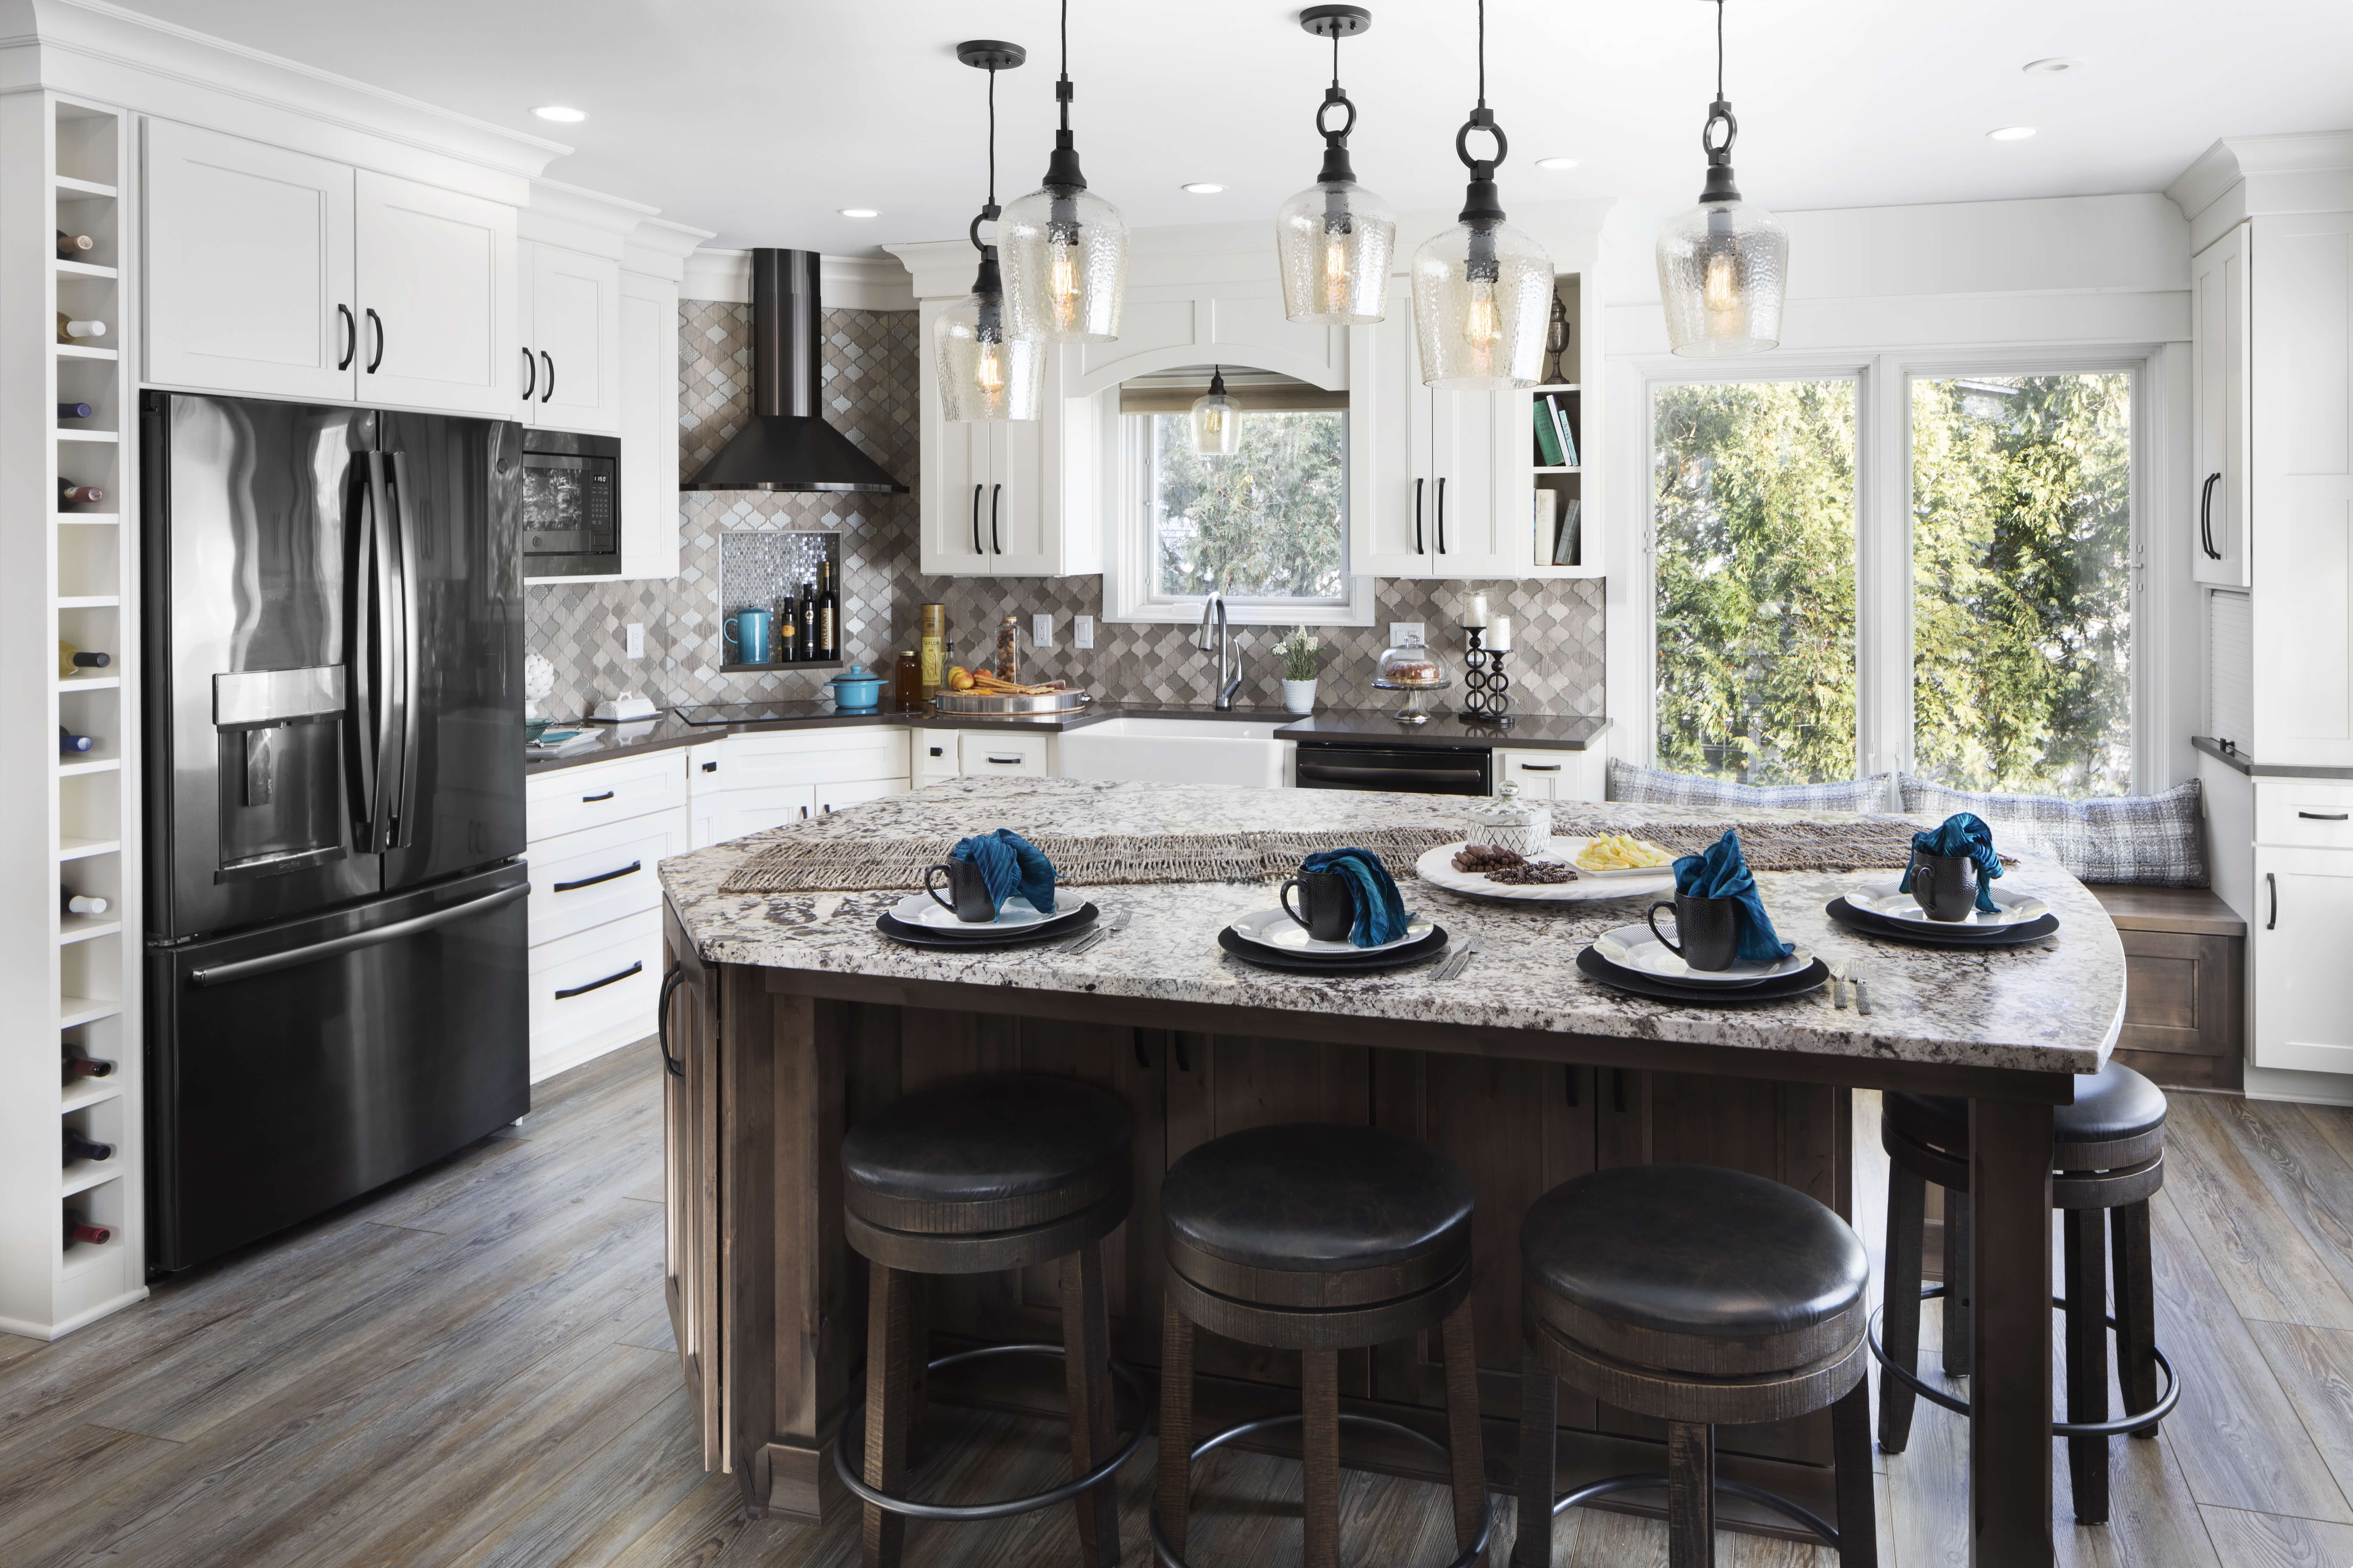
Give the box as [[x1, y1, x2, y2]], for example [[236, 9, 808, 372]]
[[1281, 679, 1319, 714]]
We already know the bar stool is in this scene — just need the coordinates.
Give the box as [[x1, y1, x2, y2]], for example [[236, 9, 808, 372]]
[[832, 1075, 1145, 1568], [1514, 1164, 1877, 1568], [1153, 1123, 1493, 1568], [1871, 1059, 2180, 1525]]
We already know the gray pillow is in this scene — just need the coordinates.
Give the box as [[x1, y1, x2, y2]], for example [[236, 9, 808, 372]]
[[1608, 758, 1897, 813], [1897, 776, 2205, 887]]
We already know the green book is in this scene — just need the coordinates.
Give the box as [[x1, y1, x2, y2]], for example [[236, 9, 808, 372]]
[[1548, 395, 1580, 467], [1533, 398, 1565, 466]]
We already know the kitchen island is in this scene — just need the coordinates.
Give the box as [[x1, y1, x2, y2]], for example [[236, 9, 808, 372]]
[[658, 778, 2122, 1567]]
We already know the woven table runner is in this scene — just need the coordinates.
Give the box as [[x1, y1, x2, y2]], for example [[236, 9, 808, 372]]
[[717, 815, 1961, 895]]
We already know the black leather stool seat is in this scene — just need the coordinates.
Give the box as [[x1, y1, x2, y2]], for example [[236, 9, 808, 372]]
[[842, 1075, 1132, 1236], [1888, 1060, 2166, 1167]]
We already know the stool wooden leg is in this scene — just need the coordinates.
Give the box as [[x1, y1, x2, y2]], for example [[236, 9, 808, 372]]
[[1437, 1302, 1487, 1564], [2063, 1208, 2110, 1524], [863, 1259, 914, 1568], [1060, 1240, 1120, 1568], [2112, 1199, 2160, 1438], [1879, 1161, 1927, 1453], [1303, 1349, 1341, 1568], [1832, 1378, 1879, 1567], [1158, 1305, 1196, 1562], [1513, 1352, 1558, 1568], [1942, 1188, 1974, 1377], [1666, 1421, 1717, 1568]]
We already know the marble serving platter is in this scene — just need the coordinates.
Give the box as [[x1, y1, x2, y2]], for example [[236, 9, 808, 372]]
[[1415, 839, 1676, 904]]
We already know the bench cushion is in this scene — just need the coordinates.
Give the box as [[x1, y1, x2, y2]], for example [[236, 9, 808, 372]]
[[1608, 759, 1896, 813], [1899, 776, 2205, 887]]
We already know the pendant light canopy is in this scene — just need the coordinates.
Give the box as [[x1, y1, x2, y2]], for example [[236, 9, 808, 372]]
[[1275, 6, 1394, 326], [1190, 366, 1242, 458], [1410, 0, 1553, 390], [937, 42, 1046, 422], [1000, 0, 1127, 344], [1656, 0, 1787, 356]]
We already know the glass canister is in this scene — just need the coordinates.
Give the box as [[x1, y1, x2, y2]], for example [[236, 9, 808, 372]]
[[1463, 780, 1552, 856], [893, 650, 923, 711], [994, 614, 1022, 682]]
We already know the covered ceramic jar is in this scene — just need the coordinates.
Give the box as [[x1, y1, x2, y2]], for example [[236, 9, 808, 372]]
[[1464, 780, 1552, 856]]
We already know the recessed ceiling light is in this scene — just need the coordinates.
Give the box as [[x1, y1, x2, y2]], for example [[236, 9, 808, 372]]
[[531, 105, 587, 123], [1987, 125, 2038, 142], [1534, 157, 1579, 171], [1181, 182, 1225, 195], [2022, 56, 2086, 75], [839, 208, 880, 219]]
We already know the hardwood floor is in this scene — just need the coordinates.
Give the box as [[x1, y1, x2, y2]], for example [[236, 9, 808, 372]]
[[5, 1046, 2353, 1567]]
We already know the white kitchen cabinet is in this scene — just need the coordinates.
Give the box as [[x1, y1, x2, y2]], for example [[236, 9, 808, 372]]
[[618, 270, 683, 578], [526, 810, 684, 947], [2189, 225, 2250, 587], [353, 170, 518, 418], [1357, 282, 1523, 578], [915, 301, 1094, 577], [1496, 749, 1606, 804], [522, 241, 622, 434], [914, 733, 961, 784], [2252, 843, 2353, 1074], [961, 732, 1053, 776], [690, 729, 911, 847], [143, 119, 357, 402], [524, 750, 686, 841], [528, 909, 663, 1080]]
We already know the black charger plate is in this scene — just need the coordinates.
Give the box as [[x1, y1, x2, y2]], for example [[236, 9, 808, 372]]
[[1825, 897, 2059, 948], [1576, 944, 1831, 1004], [1217, 924, 1449, 974], [876, 901, 1099, 950]]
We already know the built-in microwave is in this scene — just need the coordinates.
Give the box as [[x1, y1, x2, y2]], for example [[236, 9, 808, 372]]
[[519, 429, 620, 578]]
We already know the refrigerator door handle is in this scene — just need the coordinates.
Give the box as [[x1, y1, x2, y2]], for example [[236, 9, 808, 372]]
[[387, 450, 422, 849], [355, 452, 405, 854], [348, 459, 380, 841], [187, 882, 527, 987]]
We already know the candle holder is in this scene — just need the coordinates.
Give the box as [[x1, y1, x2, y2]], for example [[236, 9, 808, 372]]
[[1459, 627, 1514, 723]]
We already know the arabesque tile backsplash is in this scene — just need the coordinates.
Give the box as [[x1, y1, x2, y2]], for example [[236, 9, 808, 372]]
[[525, 299, 1604, 721]]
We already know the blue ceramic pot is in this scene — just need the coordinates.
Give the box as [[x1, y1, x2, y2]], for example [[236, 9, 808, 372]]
[[826, 665, 886, 712]]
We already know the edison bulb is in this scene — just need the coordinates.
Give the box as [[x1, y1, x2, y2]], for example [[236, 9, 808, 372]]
[[1323, 235, 1349, 314], [1703, 250, 1740, 317], [975, 342, 1006, 394], [1463, 277, 1502, 350], [1047, 240, 1080, 330]]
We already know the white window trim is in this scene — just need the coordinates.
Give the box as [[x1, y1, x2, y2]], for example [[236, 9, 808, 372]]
[[1101, 399, 1375, 628], [1620, 342, 2170, 793]]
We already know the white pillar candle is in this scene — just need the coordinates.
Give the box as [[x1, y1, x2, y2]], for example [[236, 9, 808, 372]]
[[1463, 593, 1489, 628], [1488, 614, 1512, 651]]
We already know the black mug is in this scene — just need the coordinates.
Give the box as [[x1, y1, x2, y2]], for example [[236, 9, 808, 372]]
[[1646, 893, 1741, 973], [1908, 851, 1981, 922], [1279, 870, 1357, 943], [924, 858, 998, 923]]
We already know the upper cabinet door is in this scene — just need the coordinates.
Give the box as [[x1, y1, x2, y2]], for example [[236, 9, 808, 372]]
[[1355, 285, 1432, 575], [1358, 281, 1519, 579], [355, 170, 518, 418], [617, 271, 681, 579], [2191, 225, 2251, 588], [144, 120, 356, 401], [526, 242, 623, 435]]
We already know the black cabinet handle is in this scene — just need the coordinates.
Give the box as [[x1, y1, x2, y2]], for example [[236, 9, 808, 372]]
[[971, 483, 984, 555], [581, 790, 615, 803], [2200, 472, 2221, 560], [540, 351, 554, 404], [985, 754, 1024, 765], [552, 859, 641, 893], [657, 962, 686, 1079], [2267, 871, 2278, 930], [521, 347, 535, 400], [1414, 477, 1425, 554], [991, 484, 1002, 553], [702, 760, 718, 772], [554, 960, 643, 1000], [929, 746, 945, 757], [2298, 811, 2348, 821], [338, 304, 356, 370], [1518, 763, 1562, 772], [1436, 476, 1447, 554], [364, 308, 385, 373]]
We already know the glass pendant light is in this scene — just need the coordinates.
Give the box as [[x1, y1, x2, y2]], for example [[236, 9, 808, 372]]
[[1275, 6, 1394, 326], [937, 42, 1045, 422], [1000, 0, 1126, 344], [1190, 366, 1242, 458], [1409, 0, 1553, 390], [1656, 0, 1787, 356]]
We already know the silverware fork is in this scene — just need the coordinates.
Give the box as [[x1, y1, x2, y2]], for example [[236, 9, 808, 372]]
[[1827, 959, 1849, 1009], [1434, 939, 1482, 983], [1055, 907, 1129, 957]]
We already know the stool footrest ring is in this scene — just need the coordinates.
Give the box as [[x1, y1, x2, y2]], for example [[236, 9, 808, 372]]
[[1148, 1410, 1494, 1568], [1548, 1470, 1841, 1552], [831, 1342, 1149, 1521], [1866, 1286, 2181, 1437]]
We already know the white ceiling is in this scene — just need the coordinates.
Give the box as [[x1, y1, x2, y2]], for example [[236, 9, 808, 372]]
[[116, 0, 2353, 253]]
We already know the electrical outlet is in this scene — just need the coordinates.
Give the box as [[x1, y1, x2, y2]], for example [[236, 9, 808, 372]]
[[1032, 612, 1055, 649], [1074, 614, 1095, 649], [1389, 621, 1426, 648], [624, 623, 645, 660]]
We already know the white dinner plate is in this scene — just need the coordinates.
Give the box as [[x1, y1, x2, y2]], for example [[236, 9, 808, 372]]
[[1847, 881, 2051, 931], [1552, 835, 1681, 879], [1415, 840, 1676, 904], [1592, 924, 1814, 987], [1227, 905, 1436, 956], [889, 891, 1058, 931]]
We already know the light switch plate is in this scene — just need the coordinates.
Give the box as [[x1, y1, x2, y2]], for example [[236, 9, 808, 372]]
[[1032, 612, 1055, 649], [625, 623, 645, 659], [1074, 614, 1095, 649], [1389, 621, 1426, 648]]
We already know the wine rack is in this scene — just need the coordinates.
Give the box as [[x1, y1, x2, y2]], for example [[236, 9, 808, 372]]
[[1, 94, 146, 1337]]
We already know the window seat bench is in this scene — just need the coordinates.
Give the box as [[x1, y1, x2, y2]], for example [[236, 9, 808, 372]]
[[2085, 883, 2246, 1092]]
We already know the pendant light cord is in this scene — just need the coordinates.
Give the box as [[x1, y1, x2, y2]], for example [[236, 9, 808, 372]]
[[1057, 0, 1072, 131], [1716, 0, 1726, 99], [1476, 0, 1487, 108], [987, 65, 997, 208]]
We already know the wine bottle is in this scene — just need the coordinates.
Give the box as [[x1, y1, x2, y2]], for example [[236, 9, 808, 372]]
[[818, 561, 840, 660], [60, 480, 105, 506], [65, 1054, 115, 1079], [64, 1130, 114, 1163], [795, 579, 816, 661], [59, 401, 93, 420], [64, 1211, 111, 1246], [56, 313, 106, 344], [56, 230, 94, 258], [775, 593, 799, 665], [59, 641, 110, 678], [60, 725, 94, 753], [64, 890, 108, 916]]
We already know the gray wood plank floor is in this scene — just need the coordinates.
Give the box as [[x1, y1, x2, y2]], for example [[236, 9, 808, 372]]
[[6, 1045, 2352, 1567]]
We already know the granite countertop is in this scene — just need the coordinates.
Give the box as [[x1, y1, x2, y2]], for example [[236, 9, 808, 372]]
[[659, 777, 2123, 1076], [526, 701, 1607, 774]]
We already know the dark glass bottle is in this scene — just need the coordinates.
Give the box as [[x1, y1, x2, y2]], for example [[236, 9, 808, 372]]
[[64, 1130, 114, 1164], [64, 1210, 111, 1245], [817, 562, 839, 660]]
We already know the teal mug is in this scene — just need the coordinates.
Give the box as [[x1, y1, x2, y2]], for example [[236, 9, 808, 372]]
[[723, 607, 773, 665]]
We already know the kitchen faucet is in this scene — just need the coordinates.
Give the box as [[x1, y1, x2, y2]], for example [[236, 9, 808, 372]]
[[1196, 594, 1244, 710]]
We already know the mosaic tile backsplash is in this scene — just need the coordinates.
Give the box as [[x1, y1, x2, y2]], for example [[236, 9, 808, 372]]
[[525, 298, 1605, 721]]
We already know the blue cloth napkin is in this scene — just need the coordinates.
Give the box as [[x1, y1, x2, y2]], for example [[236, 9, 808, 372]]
[[1900, 812, 2002, 913], [951, 829, 1058, 915], [1300, 847, 1409, 948], [1671, 829, 1795, 963]]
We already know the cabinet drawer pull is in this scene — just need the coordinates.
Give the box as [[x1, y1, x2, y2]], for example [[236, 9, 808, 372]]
[[657, 962, 686, 1079], [552, 860, 641, 893], [1517, 763, 1562, 772], [339, 304, 357, 371], [991, 484, 1003, 553], [541, 351, 554, 404], [581, 790, 616, 803], [521, 346, 535, 400], [365, 308, 384, 373], [1435, 476, 1447, 554], [1414, 477, 1425, 554], [972, 484, 984, 556], [702, 761, 718, 772], [2199, 472, 2222, 560], [985, 754, 1024, 765], [929, 746, 946, 757], [554, 960, 643, 1000], [2267, 871, 2278, 930], [2297, 811, 2348, 821]]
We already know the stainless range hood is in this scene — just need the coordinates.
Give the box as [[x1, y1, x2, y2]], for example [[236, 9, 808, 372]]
[[683, 248, 908, 494]]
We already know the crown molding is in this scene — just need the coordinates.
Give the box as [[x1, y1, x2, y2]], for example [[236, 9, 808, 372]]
[[2167, 131, 2353, 247], [520, 176, 661, 260], [624, 216, 717, 284], [684, 248, 915, 312]]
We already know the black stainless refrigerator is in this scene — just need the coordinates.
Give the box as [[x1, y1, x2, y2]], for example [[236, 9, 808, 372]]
[[142, 392, 530, 1271]]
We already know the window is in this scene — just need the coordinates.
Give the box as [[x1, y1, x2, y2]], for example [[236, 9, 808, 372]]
[[1106, 367, 1370, 625], [1648, 365, 2139, 797]]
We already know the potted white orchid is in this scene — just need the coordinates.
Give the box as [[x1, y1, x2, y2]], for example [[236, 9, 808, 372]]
[[1274, 626, 1322, 714]]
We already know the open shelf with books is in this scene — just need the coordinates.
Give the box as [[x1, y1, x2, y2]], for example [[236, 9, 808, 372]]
[[1523, 274, 1598, 578]]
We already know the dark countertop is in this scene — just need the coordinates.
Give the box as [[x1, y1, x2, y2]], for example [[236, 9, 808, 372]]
[[2192, 734, 2353, 780], [525, 700, 1606, 775]]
